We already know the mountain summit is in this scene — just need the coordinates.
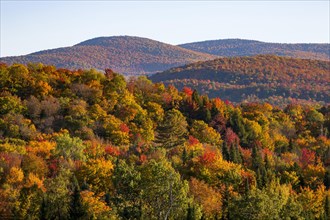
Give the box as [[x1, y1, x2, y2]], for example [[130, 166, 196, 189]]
[[1, 36, 329, 75], [179, 39, 330, 60], [1, 36, 216, 75]]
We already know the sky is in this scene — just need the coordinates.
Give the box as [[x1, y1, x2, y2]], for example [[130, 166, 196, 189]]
[[1, 1, 329, 57]]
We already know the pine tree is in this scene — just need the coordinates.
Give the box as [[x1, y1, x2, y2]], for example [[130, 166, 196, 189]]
[[244, 178, 250, 196], [221, 185, 230, 220], [252, 145, 263, 171], [256, 168, 263, 189], [324, 168, 330, 189], [70, 176, 87, 220], [229, 110, 248, 146], [229, 143, 238, 163], [261, 167, 268, 187], [325, 194, 330, 220], [156, 109, 188, 149], [186, 205, 193, 220], [192, 90, 203, 108], [39, 198, 47, 220], [236, 141, 243, 164], [222, 142, 230, 161], [288, 138, 294, 152], [205, 109, 211, 123], [182, 147, 188, 165], [264, 154, 271, 170]]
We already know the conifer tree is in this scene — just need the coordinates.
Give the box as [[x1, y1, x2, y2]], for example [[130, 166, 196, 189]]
[[182, 147, 188, 165], [324, 168, 330, 189], [222, 142, 230, 161], [252, 145, 263, 171], [156, 109, 188, 148], [70, 176, 87, 220], [229, 143, 238, 163], [325, 194, 330, 220]]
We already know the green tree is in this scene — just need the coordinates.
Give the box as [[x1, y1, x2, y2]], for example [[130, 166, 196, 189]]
[[43, 168, 72, 220], [140, 159, 189, 219], [0, 93, 26, 116], [69, 176, 87, 220], [229, 109, 248, 146], [222, 142, 230, 161], [156, 109, 188, 149], [229, 181, 290, 220], [54, 132, 86, 161], [14, 185, 44, 219], [112, 159, 142, 219]]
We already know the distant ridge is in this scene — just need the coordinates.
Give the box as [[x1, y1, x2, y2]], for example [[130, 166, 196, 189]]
[[179, 39, 330, 61], [1, 36, 329, 76], [0, 36, 216, 75], [150, 55, 330, 106]]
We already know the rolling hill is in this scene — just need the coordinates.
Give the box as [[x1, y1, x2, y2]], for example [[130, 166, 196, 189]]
[[0, 36, 216, 75], [179, 39, 330, 61], [2, 36, 329, 76], [150, 55, 330, 106]]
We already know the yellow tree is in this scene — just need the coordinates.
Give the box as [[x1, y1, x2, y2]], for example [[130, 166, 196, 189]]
[[190, 120, 222, 146], [78, 158, 114, 194]]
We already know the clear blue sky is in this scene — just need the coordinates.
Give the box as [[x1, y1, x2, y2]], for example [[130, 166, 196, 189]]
[[1, 1, 329, 57]]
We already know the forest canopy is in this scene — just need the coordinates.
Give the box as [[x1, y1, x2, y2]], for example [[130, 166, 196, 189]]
[[0, 62, 330, 219]]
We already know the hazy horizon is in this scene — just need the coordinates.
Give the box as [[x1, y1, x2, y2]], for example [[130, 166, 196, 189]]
[[1, 1, 329, 57]]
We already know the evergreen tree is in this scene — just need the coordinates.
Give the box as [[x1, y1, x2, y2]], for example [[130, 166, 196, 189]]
[[264, 154, 271, 170], [256, 168, 263, 189], [252, 145, 263, 171], [221, 185, 230, 220], [236, 141, 243, 164], [229, 143, 238, 163], [192, 90, 203, 108], [288, 138, 294, 152], [222, 142, 230, 161], [245, 178, 250, 196], [186, 204, 202, 220], [261, 167, 268, 188], [156, 109, 188, 148], [70, 176, 87, 220], [324, 168, 330, 189], [205, 108, 212, 123], [39, 198, 47, 220], [229, 109, 248, 146], [325, 194, 330, 220], [182, 147, 188, 165]]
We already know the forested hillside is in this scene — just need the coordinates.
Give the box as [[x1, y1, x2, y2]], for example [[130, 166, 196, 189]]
[[150, 55, 330, 107], [179, 39, 330, 60], [0, 63, 330, 219], [2, 36, 329, 77], [0, 36, 216, 75]]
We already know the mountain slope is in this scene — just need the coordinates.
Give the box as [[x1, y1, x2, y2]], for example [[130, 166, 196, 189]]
[[179, 39, 330, 61], [150, 55, 330, 106], [0, 36, 216, 75]]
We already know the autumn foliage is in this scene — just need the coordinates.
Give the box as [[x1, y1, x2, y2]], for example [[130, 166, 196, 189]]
[[0, 63, 329, 219]]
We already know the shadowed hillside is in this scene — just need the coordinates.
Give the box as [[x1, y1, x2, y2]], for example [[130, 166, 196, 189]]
[[179, 39, 330, 61], [150, 55, 330, 106]]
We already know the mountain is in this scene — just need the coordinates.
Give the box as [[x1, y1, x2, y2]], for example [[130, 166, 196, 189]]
[[179, 39, 330, 61], [2, 36, 329, 75], [150, 55, 330, 106], [0, 36, 216, 75]]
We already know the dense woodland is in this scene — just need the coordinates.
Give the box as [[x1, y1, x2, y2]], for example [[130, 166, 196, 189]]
[[179, 39, 330, 61], [0, 62, 330, 219], [151, 55, 330, 107]]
